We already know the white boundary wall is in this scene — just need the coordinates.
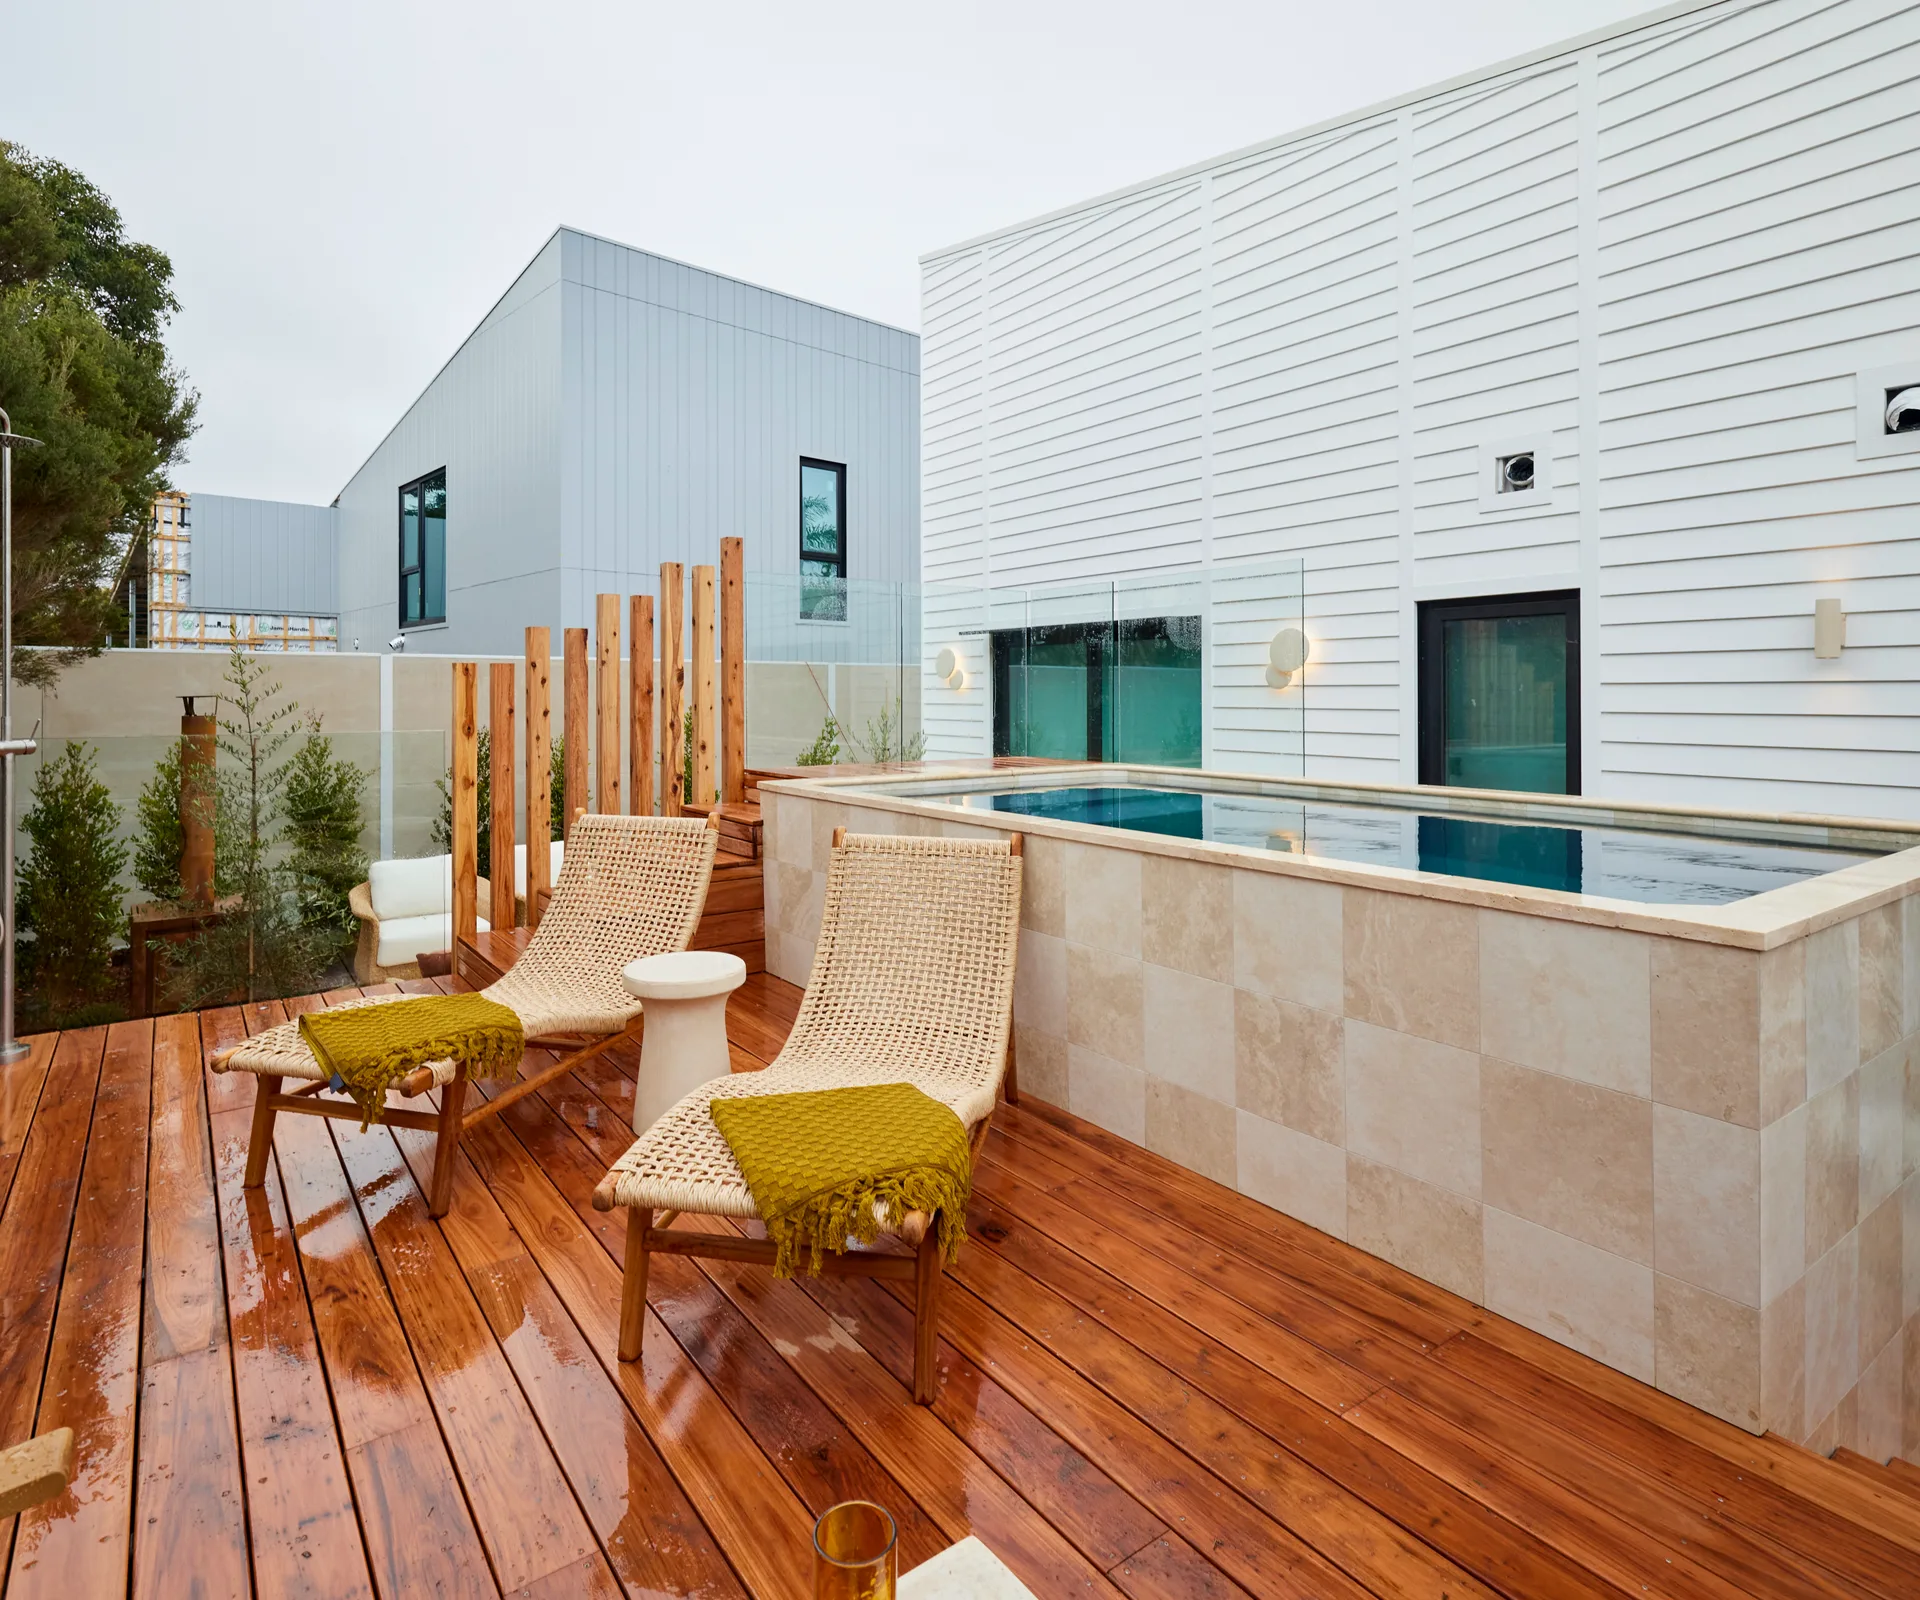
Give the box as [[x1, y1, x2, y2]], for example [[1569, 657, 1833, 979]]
[[920, 0, 1920, 822]]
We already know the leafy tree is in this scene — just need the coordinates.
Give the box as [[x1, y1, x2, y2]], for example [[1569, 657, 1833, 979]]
[[853, 697, 924, 765], [0, 141, 196, 683], [171, 651, 326, 1006], [16, 742, 127, 1027], [283, 721, 368, 955]]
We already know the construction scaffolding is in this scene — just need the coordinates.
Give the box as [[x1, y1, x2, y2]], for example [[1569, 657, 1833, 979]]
[[145, 491, 338, 653]]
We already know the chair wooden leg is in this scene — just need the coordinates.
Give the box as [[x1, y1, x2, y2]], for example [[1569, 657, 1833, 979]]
[[243, 1075, 282, 1189], [618, 1208, 653, 1362], [913, 1223, 944, 1404], [1002, 1032, 1020, 1106], [427, 1069, 468, 1219]]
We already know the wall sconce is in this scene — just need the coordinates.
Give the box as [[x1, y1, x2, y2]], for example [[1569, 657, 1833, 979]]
[[1265, 627, 1310, 689], [935, 646, 966, 690], [1814, 598, 1846, 659]]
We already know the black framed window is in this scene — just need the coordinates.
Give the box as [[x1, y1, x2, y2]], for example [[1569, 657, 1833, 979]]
[[398, 468, 447, 628], [799, 457, 846, 620], [1418, 589, 1579, 795]]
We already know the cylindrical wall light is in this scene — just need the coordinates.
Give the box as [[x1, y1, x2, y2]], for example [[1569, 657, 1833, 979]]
[[1814, 597, 1846, 659]]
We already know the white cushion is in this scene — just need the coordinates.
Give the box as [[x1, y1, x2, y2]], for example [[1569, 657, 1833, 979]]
[[369, 854, 452, 920], [507, 840, 565, 896], [375, 910, 489, 967]]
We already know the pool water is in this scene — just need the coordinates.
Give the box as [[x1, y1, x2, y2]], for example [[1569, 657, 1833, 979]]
[[955, 785, 1877, 905]]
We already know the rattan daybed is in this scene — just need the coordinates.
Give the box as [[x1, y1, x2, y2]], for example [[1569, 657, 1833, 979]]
[[593, 828, 1024, 1403], [214, 812, 719, 1217]]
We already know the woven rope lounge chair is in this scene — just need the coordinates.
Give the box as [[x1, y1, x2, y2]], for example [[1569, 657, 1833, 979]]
[[214, 813, 719, 1217], [593, 828, 1023, 1403]]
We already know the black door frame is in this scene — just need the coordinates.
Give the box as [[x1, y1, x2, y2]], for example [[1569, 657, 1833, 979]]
[[1417, 589, 1581, 794]]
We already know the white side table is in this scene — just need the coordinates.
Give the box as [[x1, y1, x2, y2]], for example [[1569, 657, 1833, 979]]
[[622, 950, 748, 1134], [899, 1537, 1037, 1598]]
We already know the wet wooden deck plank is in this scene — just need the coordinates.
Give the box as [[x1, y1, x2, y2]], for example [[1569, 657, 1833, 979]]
[[0, 1033, 57, 1219], [5, 1021, 151, 1600], [271, 1087, 499, 1597], [131, 1011, 250, 1600]]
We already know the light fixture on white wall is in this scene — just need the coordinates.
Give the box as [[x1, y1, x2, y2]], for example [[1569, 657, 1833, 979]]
[[1265, 627, 1310, 689], [935, 646, 966, 690], [1814, 597, 1846, 659]]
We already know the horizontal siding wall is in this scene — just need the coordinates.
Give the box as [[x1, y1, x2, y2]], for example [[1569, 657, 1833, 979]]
[[186, 493, 338, 615], [560, 231, 920, 633], [922, 0, 1920, 819]]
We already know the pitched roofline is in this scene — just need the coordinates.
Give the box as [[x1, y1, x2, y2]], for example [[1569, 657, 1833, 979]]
[[920, 0, 1734, 262]]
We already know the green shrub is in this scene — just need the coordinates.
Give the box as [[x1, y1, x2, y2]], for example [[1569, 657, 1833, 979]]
[[16, 742, 128, 1027], [283, 722, 368, 956], [433, 729, 566, 879], [795, 713, 842, 767], [130, 737, 239, 902]]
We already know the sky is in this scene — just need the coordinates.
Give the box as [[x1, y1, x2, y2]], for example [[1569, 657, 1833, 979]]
[[11, 0, 1658, 505]]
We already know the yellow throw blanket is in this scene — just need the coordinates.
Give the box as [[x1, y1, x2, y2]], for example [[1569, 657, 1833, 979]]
[[709, 1083, 973, 1278], [298, 994, 525, 1127]]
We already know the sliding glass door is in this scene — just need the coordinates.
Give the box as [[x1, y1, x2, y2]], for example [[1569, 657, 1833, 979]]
[[1418, 591, 1579, 795]]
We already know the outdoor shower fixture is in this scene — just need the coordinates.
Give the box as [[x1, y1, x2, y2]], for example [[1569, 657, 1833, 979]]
[[1266, 626, 1310, 689], [0, 406, 44, 1064]]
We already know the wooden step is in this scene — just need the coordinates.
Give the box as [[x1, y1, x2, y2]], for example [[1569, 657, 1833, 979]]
[[684, 800, 763, 859], [1832, 1447, 1920, 1508]]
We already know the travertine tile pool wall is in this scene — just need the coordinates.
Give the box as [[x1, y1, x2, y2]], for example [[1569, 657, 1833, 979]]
[[760, 781, 1920, 1463]]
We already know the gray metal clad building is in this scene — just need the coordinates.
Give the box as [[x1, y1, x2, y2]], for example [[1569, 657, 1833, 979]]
[[333, 226, 920, 655], [187, 226, 920, 657]]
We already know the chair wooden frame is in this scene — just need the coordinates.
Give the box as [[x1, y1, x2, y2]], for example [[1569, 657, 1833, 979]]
[[592, 828, 1022, 1404]]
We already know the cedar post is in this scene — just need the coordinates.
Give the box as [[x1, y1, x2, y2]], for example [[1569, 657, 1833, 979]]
[[691, 565, 716, 809], [595, 592, 620, 814], [489, 662, 517, 928], [720, 537, 745, 805], [629, 594, 654, 816], [659, 563, 685, 816], [451, 663, 480, 948], [179, 697, 216, 907], [524, 627, 551, 928], [562, 628, 589, 836]]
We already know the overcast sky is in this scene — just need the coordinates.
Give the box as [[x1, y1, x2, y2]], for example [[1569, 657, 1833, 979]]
[[12, 0, 1655, 504]]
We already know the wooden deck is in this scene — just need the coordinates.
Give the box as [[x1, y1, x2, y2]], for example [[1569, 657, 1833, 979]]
[[4, 980, 1919, 1599]]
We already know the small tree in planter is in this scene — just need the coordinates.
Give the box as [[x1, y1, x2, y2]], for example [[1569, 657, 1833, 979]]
[[16, 742, 128, 1028], [283, 719, 369, 960]]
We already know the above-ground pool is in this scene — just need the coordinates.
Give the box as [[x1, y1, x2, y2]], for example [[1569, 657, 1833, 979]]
[[952, 783, 1879, 905], [759, 760, 1920, 1454]]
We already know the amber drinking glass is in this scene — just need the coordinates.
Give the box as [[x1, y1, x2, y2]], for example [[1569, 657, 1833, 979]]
[[813, 1500, 897, 1599]]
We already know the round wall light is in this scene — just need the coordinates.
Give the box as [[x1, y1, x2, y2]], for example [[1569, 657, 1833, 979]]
[[1266, 627, 1310, 688], [934, 646, 965, 690]]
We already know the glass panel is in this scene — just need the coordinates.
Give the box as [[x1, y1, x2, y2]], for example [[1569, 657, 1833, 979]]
[[799, 562, 846, 622], [403, 570, 423, 624], [1112, 614, 1202, 765], [1442, 612, 1567, 794], [801, 462, 841, 558], [422, 473, 447, 622], [400, 487, 420, 571]]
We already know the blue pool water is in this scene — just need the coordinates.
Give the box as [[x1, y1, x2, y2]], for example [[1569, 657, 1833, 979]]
[[956, 785, 1877, 905]]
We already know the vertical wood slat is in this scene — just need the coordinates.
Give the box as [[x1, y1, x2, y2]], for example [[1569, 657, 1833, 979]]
[[562, 628, 589, 836], [451, 663, 479, 946], [630, 594, 655, 816], [489, 663, 517, 929], [691, 565, 716, 809], [720, 537, 745, 805], [595, 592, 620, 815], [524, 627, 551, 928], [659, 563, 685, 816]]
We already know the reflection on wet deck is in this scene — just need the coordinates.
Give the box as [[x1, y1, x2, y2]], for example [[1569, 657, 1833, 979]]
[[3, 974, 1915, 1598]]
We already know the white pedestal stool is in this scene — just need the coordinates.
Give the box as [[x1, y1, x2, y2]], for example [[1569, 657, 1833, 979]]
[[621, 950, 748, 1134]]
